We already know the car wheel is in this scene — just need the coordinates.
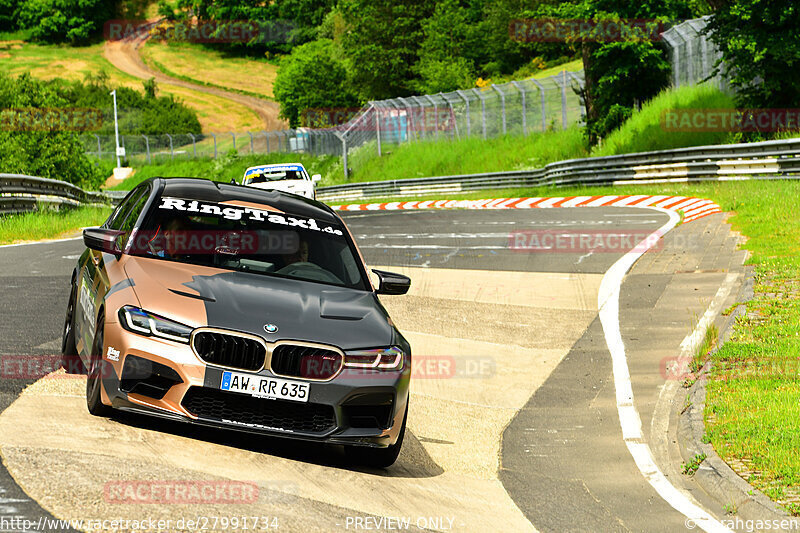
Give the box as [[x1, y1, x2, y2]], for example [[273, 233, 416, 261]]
[[345, 402, 407, 468], [60, 281, 84, 374], [86, 316, 112, 417]]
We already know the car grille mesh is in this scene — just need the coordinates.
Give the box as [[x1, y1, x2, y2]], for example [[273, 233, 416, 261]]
[[271, 344, 342, 380], [193, 331, 266, 371], [182, 387, 336, 434]]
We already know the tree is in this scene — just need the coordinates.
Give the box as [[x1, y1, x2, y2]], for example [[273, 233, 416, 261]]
[[18, 0, 120, 44], [0, 74, 103, 189], [339, 0, 434, 100], [536, 0, 698, 144], [272, 39, 359, 127], [706, 0, 800, 109]]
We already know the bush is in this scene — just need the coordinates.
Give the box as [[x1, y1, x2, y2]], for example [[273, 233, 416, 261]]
[[18, 0, 119, 44], [0, 73, 104, 189], [56, 74, 202, 136], [273, 39, 359, 128]]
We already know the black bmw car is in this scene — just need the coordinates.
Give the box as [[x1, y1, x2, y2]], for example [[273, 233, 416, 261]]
[[62, 177, 412, 467]]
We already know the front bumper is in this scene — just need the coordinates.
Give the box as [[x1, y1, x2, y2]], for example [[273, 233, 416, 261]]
[[100, 321, 410, 448]]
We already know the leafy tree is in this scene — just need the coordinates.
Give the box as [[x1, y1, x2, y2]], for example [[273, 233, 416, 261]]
[[0, 0, 19, 31], [537, 0, 698, 144], [706, 0, 800, 109], [18, 0, 120, 44], [0, 73, 103, 189], [339, 0, 435, 100], [272, 39, 359, 127]]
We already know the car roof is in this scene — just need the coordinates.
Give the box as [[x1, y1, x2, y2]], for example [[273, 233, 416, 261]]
[[152, 177, 337, 222], [244, 163, 307, 176]]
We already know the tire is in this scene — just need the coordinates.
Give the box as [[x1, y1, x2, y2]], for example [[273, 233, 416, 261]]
[[345, 402, 407, 468], [60, 281, 84, 374], [86, 316, 113, 417]]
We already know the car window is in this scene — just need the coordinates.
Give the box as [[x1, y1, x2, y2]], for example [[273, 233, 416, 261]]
[[117, 186, 151, 248], [106, 187, 146, 230], [130, 195, 368, 290]]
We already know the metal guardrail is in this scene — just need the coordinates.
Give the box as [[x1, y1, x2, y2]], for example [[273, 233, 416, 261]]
[[316, 137, 800, 202], [0, 174, 111, 215], [3, 137, 800, 213]]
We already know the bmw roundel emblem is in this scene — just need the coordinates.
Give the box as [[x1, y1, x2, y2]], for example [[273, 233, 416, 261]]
[[264, 324, 279, 334]]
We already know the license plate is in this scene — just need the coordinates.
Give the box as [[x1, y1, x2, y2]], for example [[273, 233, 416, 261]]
[[220, 371, 309, 403]]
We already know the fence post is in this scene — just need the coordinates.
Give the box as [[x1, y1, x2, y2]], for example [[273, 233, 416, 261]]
[[424, 95, 438, 139], [560, 71, 568, 129], [142, 134, 151, 164], [210, 133, 217, 159], [248, 132, 254, 154], [337, 133, 348, 180], [188, 133, 197, 158], [412, 96, 427, 138], [398, 98, 412, 142], [492, 85, 507, 135], [531, 79, 546, 131], [375, 105, 382, 156], [472, 88, 487, 139], [456, 90, 471, 137], [166, 134, 173, 160], [94, 134, 101, 160], [262, 130, 270, 154], [512, 81, 527, 136], [230, 132, 236, 151]]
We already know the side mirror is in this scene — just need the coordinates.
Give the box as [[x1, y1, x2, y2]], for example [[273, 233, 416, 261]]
[[83, 228, 124, 256], [372, 269, 410, 295], [311, 174, 321, 183]]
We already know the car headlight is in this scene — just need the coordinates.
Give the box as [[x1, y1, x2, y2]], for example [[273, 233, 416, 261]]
[[343, 347, 404, 370], [119, 306, 192, 344]]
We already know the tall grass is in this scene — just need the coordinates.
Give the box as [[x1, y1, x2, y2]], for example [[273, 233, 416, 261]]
[[0, 206, 112, 244], [592, 84, 736, 156], [347, 128, 588, 183]]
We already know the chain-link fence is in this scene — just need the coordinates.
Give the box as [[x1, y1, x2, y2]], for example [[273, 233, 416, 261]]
[[82, 70, 586, 179], [337, 70, 586, 177], [81, 129, 344, 165], [662, 16, 729, 91]]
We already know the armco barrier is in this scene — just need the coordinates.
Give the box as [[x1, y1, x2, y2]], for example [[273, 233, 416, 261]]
[[0, 174, 111, 215], [3, 137, 800, 213], [316, 137, 800, 202]]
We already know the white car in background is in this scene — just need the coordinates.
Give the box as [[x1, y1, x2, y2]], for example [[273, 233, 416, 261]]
[[242, 163, 321, 200]]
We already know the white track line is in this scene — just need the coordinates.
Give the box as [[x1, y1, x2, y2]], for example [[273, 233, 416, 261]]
[[597, 206, 733, 533]]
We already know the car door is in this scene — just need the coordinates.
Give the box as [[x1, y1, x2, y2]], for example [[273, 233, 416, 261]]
[[77, 185, 151, 357]]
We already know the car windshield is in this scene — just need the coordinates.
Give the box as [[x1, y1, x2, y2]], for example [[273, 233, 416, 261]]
[[245, 169, 306, 185], [129, 195, 368, 290]]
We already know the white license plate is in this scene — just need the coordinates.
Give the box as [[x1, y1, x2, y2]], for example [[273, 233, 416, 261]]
[[220, 371, 309, 403]]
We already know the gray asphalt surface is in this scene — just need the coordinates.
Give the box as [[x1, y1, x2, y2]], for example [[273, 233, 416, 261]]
[[0, 207, 737, 533]]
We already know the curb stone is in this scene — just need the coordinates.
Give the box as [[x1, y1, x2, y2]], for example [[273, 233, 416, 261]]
[[677, 265, 800, 528]]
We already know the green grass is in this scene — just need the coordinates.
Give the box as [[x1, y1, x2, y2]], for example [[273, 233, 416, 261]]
[[108, 152, 341, 191], [346, 128, 588, 183], [592, 84, 737, 156], [138, 40, 278, 100], [0, 206, 112, 244]]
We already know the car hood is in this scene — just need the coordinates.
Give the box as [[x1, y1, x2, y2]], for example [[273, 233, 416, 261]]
[[123, 256, 394, 350]]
